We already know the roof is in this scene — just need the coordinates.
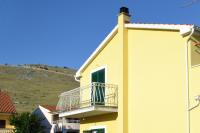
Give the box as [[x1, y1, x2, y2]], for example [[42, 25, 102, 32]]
[[0, 91, 16, 114], [41, 105, 57, 112], [75, 23, 200, 77]]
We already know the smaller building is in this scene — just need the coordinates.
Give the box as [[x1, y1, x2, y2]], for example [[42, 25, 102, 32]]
[[33, 105, 80, 133], [0, 90, 16, 133]]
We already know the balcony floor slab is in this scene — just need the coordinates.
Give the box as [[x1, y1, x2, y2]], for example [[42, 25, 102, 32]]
[[59, 106, 118, 118]]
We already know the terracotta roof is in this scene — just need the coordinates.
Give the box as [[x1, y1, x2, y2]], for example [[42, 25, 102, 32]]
[[0, 91, 16, 113], [41, 105, 57, 112]]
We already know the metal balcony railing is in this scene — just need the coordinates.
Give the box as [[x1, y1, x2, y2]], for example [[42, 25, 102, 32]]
[[56, 82, 118, 112], [0, 129, 13, 133]]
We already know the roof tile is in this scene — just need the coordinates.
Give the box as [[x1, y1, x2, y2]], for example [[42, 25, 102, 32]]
[[0, 91, 16, 113]]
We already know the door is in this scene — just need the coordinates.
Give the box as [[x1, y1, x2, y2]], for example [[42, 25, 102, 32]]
[[91, 68, 105, 105]]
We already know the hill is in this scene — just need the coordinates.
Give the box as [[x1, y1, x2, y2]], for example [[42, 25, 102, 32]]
[[0, 64, 79, 112]]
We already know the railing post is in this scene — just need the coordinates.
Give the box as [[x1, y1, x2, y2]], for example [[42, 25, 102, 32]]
[[93, 82, 96, 105]]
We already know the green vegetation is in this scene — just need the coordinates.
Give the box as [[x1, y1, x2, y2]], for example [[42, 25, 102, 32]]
[[0, 64, 79, 112], [10, 112, 45, 133]]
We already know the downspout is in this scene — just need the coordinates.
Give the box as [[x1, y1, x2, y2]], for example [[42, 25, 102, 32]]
[[186, 26, 194, 133], [74, 75, 80, 82]]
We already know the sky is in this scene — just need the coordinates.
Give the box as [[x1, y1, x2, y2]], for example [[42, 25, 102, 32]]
[[0, 0, 199, 69]]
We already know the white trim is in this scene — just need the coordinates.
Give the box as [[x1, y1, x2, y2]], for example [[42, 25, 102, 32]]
[[75, 26, 118, 77], [125, 23, 193, 31], [75, 23, 199, 78], [89, 125, 107, 133], [125, 23, 196, 36], [58, 106, 117, 118]]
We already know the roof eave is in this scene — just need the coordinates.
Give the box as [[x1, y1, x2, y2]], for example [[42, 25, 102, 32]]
[[75, 23, 200, 78]]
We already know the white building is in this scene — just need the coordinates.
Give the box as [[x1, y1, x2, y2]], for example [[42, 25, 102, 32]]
[[33, 105, 80, 133]]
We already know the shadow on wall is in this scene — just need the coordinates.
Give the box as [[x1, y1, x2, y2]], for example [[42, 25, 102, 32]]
[[33, 108, 52, 133], [80, 113, 118, 124]]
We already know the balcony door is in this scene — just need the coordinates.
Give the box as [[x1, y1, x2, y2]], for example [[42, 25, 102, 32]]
[[91, 68, 105, 105]]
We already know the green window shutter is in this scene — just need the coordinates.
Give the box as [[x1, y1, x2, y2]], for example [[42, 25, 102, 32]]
[[91, 69, 105, 83], [98, 69, 105, 83], [92, 71, 98, 83]]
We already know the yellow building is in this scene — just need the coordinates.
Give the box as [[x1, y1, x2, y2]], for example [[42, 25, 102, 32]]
[[57, 7, 200, 133], [0, 91, 16, 133]]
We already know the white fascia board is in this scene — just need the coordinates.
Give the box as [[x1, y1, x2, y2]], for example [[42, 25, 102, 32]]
[[75, 26, 118, 78], [125, 23, 193, 36], [58, 106, 117, 118], [59, 106, 95, 117]]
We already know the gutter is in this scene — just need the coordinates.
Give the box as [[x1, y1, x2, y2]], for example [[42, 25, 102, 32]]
[[74, 75, 80, 82]]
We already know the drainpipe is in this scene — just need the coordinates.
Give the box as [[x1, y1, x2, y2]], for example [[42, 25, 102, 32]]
[[186, 26, 194, 133]]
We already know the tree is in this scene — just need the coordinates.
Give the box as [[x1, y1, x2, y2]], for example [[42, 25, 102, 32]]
[[10, 112, 45, 133]]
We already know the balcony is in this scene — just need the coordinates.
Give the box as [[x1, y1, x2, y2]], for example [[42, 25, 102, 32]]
[[0, 129, 13, 133], [56, 82, 118, 118], [52, 119, 80, 132]]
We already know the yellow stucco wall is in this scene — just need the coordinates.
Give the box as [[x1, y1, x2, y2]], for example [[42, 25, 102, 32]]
[[79, 13, 130, 133], [80, 113, 118, 133], [79, 27, 191, 133], [189, 38, 200, 133], [0, 114, 14, 128], [127, 29, 188, 133], [80, 31, 123, 132], [78, 12, 200, 133]]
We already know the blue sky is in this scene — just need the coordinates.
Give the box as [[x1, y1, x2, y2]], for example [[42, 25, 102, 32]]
[[0, 0, 199, 69]]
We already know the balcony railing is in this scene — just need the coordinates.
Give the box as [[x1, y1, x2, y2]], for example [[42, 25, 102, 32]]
[[56, 82, 118, 112], [52, 119, 80, 132], [53, 119, 80, 124], [0, 129, 13, 133]]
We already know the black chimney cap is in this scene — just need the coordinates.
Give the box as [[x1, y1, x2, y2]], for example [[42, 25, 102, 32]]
[[119, 7, 129, 14]]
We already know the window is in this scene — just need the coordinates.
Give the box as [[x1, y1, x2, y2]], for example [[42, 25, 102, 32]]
[[0, 120, 6, 128], [83, 130, 91, 133], [83, 128, 105, 133], [91, 128, 105, 133]]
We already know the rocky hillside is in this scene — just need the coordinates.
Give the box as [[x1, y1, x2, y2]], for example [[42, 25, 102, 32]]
[[0, 64, 79, 112]]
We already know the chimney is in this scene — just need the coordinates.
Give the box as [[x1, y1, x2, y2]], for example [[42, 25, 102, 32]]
[[119, 7, 130, 16], [118, 6, 131, 24], [117, 6, 130, 133]]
